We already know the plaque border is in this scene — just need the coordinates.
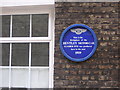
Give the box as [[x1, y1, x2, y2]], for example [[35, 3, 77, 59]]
[[60, 24, 98, 62]]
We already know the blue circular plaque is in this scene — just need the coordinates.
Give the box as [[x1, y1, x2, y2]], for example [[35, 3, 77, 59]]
[[60, 24, 97, 62]]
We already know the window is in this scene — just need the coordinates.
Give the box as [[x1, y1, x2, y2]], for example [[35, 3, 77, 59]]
[[0, 6, 54, 88]]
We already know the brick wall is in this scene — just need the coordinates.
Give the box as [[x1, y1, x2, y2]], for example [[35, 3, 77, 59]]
[[54, 2, 119, 88]]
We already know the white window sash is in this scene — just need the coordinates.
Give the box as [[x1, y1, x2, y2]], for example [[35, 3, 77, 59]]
[[0, 5, 54, 88]]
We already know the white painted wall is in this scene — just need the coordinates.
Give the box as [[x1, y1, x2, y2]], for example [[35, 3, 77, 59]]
[[0, 0, 119, 8], [0, 0, 54, 7], [55, 0, 119, 2], [0, 5, 54, 15]]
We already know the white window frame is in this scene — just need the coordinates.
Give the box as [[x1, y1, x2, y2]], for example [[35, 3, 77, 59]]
[[0, 5, 54, 88]]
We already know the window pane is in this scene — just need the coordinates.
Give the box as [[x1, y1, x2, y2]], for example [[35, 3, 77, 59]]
[[0, 68, 9, 87], [0, 44, 10, 66], [1, 88, 28, 90], [0, 15, 10, 37], [12, 15, 30, 37], [31, 43, 49, 66], [0, 15, 1, 37], [12, 44, 29, 66], [11, 68, 28, 88], [31, 68, 49, 88], [32, 14, 48, 37]]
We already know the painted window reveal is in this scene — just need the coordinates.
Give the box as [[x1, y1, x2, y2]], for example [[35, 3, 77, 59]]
[[60, 24, 97, 62]]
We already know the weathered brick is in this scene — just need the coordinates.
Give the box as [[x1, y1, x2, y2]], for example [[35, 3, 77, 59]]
[[82, 76, 89, 80], [54, 2, 119, 88], [90, 76, 96, 80], [98, 65, 114, 69]]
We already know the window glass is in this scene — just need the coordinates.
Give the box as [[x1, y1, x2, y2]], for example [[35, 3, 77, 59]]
[[11, 68, 28, 87], [12, 15, 30, 37], [32, 14, 48, 37], [0, 44, 10, 66], [31, 68, 49, 88], [0, 68, 9, 87], [0, 15, 1, 37], [31, 43, 49, 66], [0, 15, 10, 37], [12, 43, 29, 66], [0, 14, 49, 37]]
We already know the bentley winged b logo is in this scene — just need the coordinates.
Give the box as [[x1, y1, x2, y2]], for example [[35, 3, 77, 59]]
[[71, 28, 87, 35]]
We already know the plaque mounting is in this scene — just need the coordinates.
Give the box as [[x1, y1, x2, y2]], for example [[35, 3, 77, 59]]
[[60, 24, 98, 62]]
